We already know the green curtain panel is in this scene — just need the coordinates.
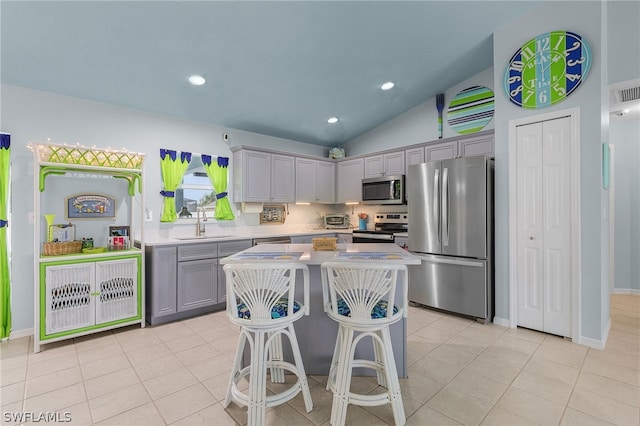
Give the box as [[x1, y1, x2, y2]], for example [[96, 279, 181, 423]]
[[0, 133, 11, 339], [159, 149, 191, 222], [201, 155, 235, 221]]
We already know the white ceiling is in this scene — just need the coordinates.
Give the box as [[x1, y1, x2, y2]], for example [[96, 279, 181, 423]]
[[1, 1, 539, 146]]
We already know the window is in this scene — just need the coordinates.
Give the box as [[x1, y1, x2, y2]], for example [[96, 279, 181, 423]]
[[174, 156, 216, 219]]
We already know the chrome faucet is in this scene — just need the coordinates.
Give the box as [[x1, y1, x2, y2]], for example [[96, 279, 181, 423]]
[[196, 207, 207, 236]]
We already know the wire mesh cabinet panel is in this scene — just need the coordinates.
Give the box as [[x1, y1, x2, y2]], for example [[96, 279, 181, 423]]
[[95, 258, 138, 325], [45, 263, 95, 335]]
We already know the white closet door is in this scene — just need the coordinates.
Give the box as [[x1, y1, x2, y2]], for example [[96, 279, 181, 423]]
[[516, 117, 572, 337]]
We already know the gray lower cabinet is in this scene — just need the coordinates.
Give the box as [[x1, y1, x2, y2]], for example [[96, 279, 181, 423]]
[[290, 233, 336, 244], [147, 240, 252, 325], [145, 245, 178, 322]]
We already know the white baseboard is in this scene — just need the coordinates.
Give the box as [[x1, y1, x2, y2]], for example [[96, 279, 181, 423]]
[[9, 328, 33, 340], [493, 316, 510, 327], [612, 288, 640, 295], [579, 318, 610, 350]]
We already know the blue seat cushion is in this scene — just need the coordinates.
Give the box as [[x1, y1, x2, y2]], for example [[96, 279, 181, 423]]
[[237, 298, 300, 320], [336, 298, 399, 319]]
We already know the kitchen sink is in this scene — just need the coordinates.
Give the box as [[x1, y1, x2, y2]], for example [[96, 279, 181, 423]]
[[173, 235, 228, 240]]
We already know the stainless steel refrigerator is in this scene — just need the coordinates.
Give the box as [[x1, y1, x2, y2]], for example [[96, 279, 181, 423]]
[[407, 155, 494, 322]]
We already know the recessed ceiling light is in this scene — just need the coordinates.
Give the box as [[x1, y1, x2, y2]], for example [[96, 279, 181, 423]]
[[327, 117, 339, 124], [381, 81, 395, 91], [188, 75, 206, 86]]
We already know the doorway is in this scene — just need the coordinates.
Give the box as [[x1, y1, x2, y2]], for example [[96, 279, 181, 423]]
[[508, 108, 581, 341]]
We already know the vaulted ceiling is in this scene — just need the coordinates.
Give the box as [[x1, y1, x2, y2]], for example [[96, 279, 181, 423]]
[[1, 1, 539, 146]]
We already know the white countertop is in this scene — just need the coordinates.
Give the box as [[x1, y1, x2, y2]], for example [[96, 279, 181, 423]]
[[219, 243, 420, 265], [142, 226, 353, 246]]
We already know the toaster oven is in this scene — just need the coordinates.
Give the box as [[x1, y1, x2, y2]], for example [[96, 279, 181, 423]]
[[324, 214, 350, 229]]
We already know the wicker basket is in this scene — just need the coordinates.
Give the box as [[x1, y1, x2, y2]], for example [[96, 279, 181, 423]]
[[43, 241, 83, 256]]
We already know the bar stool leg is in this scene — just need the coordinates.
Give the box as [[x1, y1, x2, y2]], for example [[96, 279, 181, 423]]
[[373, 330, 388, 388], [247, 330, 268, 426], [330, 326, 355, 426], [224, 331, 248, 408], [327, 325, 343, 391], [380, 326, 405, 426], [287, 324, 314, 412], [268, 332, 285, 383]]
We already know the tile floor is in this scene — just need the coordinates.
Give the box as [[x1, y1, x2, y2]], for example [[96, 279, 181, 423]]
[[1, 294, 638, 425]]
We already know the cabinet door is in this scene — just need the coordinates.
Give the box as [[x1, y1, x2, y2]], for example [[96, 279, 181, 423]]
[[148, 246, 178, 319], [271, 154, 295, 202], [44, 262, 95, 335], [406, 147, 425, 166], [458, 134, 494, 158], [217, 239, 252, 304], [95, 258, 139, 325], [316, 160, 335, 203], [425, 141, 457, 162], [242, 150, 271, 202], [217, 263, 227, 305], [295, 158, 317, 203], [364, 155, 384, 178], [384, 151, 405, 175], [177, 258, 217, 311], [336, 158, 363, 203]]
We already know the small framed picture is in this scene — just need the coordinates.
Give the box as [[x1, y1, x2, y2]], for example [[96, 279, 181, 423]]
[[109, 225, 130, 237]]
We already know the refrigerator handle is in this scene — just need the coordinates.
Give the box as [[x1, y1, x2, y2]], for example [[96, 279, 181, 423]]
[[442, 167, 449, 246], [434, 168, 440, 244]]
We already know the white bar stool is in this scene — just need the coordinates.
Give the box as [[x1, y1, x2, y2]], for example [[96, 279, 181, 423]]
[[223, 263, 313, 426], [321, 262, 408, 426]]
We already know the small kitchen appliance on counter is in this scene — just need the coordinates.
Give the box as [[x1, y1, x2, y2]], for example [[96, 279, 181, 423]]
[[324, 213, 350, 229], [352, 212, 408, 244]]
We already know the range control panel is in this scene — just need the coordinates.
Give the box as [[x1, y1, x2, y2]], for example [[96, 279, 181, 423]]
[[374, 212, 408, 224]]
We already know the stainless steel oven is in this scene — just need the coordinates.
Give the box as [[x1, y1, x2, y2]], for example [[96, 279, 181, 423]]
[[352, 212, 408, 244]]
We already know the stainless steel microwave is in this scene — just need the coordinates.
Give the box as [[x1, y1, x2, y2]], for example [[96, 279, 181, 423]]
[[362, 175, 405, 205]]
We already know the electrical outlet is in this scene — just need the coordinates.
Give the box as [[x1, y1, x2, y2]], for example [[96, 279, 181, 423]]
[[145, 210, 153, 222]]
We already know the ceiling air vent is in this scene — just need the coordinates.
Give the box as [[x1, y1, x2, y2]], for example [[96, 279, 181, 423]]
[[614, 86, 640, 103]]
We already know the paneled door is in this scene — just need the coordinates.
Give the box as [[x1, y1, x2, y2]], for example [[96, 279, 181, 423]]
[[516, 117, 572, 337]]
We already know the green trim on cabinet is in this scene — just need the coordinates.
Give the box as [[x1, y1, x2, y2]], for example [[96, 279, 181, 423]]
[[40, 253, 142, 341]]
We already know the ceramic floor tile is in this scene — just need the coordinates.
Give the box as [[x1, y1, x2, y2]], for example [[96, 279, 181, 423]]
[[426, 386, 492, 426], [444, 334, 489, 356], [496, 387, 565, 425], [364, 393, 423, 425], [427, 343, 478, 368], [287, 381, 334, 425], [133, 354, 183, 382], [151, 322, 198, 342], [476, 346, 530, 370], [163, 333, 208, 353], [83, 367, 140, 400], [1, 354, 28, 371], [95, 402, 166, 426], [560, 407, 617, 425], [186, 353, 233, 382], [338, 404, 393, 426], [54, 401, 92, 426], [125, 341, 173, 366], [264, 402, 316, 426], [480, 407, 538, 425], [154, 383, 215, 424], [0, 381, 25, 406], [575, 370, 640, 407], [406, 404, 463, 426], [511, 370, 574, 405], [413, 325, 456, 344], [491, 333, 541, 355], [116, 330, 164, 353], [568, 387, 640, 425], [586, 345, 640, 371], [27, 341, 76, 364], [77, 341, 126, 365], [169, 402, 237, 426], [521, 356, 580, 386], [428, 316, 473, 334], [24, 366, 83, 399], [503, 326, 547, 344], [399, 371, 444, 403], [173, 342, 222, 366], [582, 355, 640, 387], [26, 352, 79, 379], [23, 382, 87, 414], [447, 369, 508, 405], [73, 330, 118, 352], [143, 366, 199, 400], [88, 382, 151, 423], [80, 352, 132, 381], [1, 366, 26, 386], [408, 354, 464, 385]]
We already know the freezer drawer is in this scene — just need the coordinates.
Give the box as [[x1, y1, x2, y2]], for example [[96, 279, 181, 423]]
[[408, 253, 491, 320]]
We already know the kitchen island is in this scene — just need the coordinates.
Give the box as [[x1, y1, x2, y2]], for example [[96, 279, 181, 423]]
[[220, 243, 420, 377]]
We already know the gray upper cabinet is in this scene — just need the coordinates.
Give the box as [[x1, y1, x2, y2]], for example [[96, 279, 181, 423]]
[[458, 134, 494, 158], [233, 149, 295, 203], [295, 157, 335, 203], [364, 151, 405, 178], [336, 158, 363, 203], [425, 141, 458, 162], [405, 147, 425, 167]]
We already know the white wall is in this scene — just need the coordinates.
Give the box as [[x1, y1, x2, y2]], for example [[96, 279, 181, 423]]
[[1, 84, 326, 333]]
